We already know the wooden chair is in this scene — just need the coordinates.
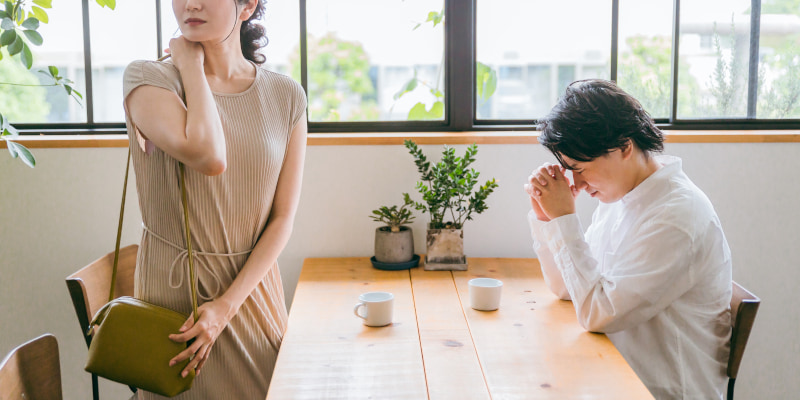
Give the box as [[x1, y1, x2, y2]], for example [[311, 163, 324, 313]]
[[66, 244, 138, 400], [0, 334, 62, 400], [727, 281, 760, 400]]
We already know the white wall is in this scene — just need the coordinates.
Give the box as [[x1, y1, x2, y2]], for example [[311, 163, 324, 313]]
[[1, 142, 797, 399]]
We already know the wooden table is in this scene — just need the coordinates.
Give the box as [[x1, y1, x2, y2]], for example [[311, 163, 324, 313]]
[[267, 258, 653, 399]]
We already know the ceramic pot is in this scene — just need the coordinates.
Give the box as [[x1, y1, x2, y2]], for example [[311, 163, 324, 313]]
[[374, 226, 414, 263]]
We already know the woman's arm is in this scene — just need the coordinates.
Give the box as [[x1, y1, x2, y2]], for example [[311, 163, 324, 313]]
[[168, 115, 308, 376], [125, 37, 226, 176]]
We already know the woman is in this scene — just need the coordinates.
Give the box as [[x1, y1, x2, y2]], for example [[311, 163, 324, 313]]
[[122, 0, 307, 397], [525, 80, 731, 399]]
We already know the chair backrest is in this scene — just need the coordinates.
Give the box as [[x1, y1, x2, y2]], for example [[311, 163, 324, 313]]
[[0, 334, 62, 400], [728, 281, 760, 380], [66, 244, 138, 348]]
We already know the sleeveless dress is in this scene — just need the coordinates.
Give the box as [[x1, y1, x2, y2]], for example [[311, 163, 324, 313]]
[[122, 59, 306, 399]]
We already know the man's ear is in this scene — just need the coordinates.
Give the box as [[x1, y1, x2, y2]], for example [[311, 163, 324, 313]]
[[620, 139, 634, 160]]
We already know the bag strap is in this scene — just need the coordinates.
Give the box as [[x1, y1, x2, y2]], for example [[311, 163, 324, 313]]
[[109, 146, 199, 323]]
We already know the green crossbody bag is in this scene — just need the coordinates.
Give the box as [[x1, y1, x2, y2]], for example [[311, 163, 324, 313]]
[[84, 147, 199, 397]]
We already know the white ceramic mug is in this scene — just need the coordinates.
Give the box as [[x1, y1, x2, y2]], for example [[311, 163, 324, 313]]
[[469, 278, 503, 311], [353, 291, 394, 327]]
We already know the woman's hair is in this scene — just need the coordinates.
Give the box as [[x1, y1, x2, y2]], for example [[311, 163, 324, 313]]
[[537, 79, 664, 167], [237, 0, 267, 64]]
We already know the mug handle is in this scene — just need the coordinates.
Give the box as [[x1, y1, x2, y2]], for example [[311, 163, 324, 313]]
[[353, 302, 367, 320]]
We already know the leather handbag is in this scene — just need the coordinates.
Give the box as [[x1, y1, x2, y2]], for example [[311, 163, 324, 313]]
[[84, 147, 199, 397]]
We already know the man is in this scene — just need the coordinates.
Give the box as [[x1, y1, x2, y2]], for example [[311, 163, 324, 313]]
[[525, 79, 732, 399]]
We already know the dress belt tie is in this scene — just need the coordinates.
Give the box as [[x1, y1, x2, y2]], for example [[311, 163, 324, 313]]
[[142, 223, 252, 301]]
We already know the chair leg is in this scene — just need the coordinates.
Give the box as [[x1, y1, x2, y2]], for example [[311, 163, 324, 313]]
[[727, 378, 735, 400], [92, 373, 99, 400]]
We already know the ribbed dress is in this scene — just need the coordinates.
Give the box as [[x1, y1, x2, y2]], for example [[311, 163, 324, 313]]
[[122, 59, 306, 399]]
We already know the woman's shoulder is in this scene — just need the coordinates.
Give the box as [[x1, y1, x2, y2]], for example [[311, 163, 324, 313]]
[[257, 66, 304, 93], [125, 59, 180, 79], [123, 59, 183, 99]]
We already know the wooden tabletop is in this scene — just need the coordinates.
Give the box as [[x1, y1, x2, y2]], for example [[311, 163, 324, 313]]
[[266, 257, 653, 399]]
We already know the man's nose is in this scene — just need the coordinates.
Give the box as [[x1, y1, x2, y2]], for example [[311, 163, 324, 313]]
[[572, 172, 588, 190]]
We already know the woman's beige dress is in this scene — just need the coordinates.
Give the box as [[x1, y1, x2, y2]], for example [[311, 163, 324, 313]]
[[122, 59, 306, 399]]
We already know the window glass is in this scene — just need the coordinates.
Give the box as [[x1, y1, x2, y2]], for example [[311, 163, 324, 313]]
[[1, 1, 86, 123], [304, 0, 445, 122], [91, 1, 157, 122], [678, 0, 751, 119], [259, 0, 300, 79], [617, 0, 673, 119], [476, 0, 611, 120], [756, 0, 800, 119]]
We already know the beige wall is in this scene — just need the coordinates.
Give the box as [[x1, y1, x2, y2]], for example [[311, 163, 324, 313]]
[[1, 142, 797, 399]]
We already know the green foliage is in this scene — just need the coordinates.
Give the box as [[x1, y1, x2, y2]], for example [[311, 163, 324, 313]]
[[370, 193, 416, 232], [476, 61, 496, 106], [760, 0, 800, 16], [1, 112, 33, 166], [413, 8, 444, 30], [289, 33, 379, 122], [396, 8, 497, 121], [404, 139, 498, 230], [707, 20, 747, 117], [758, 42, 800, 118], [617, 35, 702, 118], [0, 49, 49, 121], [0, 0, 114, 167], [700, 15, 800, 119]]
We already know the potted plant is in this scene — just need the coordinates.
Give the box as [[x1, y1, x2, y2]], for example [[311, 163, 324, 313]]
[[404, 139, 498, 271], [369, 194, 419, 269]]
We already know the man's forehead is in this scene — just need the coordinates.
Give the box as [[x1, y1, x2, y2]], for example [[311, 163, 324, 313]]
[[558, 154, 581, 170]]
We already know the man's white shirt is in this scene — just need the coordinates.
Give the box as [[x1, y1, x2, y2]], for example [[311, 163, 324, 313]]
[[528, 155, 732, 399]]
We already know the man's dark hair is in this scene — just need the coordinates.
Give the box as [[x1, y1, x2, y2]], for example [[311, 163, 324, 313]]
[[537, 79, 664, 167]]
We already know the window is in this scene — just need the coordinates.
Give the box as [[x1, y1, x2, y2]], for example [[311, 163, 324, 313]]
[[475, 0, 611, 121], [617, 0, 673, 119], [1, 0, 798, 136]]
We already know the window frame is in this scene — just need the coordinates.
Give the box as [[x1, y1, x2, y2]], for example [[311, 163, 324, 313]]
[[10, 0, 800, 136]]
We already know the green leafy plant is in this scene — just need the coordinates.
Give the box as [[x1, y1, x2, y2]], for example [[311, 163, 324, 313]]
[[403, 139, 498, 230], [370, 193, 416, 232], [289, 33, 379, 122], [0, 0, 116, 167], [393, 7, 497, 120]]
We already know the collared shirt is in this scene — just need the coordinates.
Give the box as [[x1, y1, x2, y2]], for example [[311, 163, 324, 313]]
[[528, 155, 732, 399]]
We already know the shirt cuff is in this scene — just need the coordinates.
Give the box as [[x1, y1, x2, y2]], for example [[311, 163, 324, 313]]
[[539, 213, 585, 251]]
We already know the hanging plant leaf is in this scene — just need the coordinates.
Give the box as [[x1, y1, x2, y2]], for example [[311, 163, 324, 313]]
[[393, 75, 418, 100], [0, 28, 15, 46], [32, 0, 52, 8], [21, 16, 39, 29], [95, 0, 116, 9], [20, 41, 32, 68], [8, 34, 23, 56], [1, 16, 14, 30], [23, 29, 42, 45], [6, 141, 36, 167], [408, 101, 444, 120], [31, 6, 47, 23]]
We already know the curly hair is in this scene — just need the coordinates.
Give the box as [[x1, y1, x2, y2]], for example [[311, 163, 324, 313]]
[[538, 79, 664, 166], [236, 0, 268, 64]]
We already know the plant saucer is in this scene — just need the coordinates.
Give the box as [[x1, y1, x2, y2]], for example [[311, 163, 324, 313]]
[[370, 254, 420, 271]]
